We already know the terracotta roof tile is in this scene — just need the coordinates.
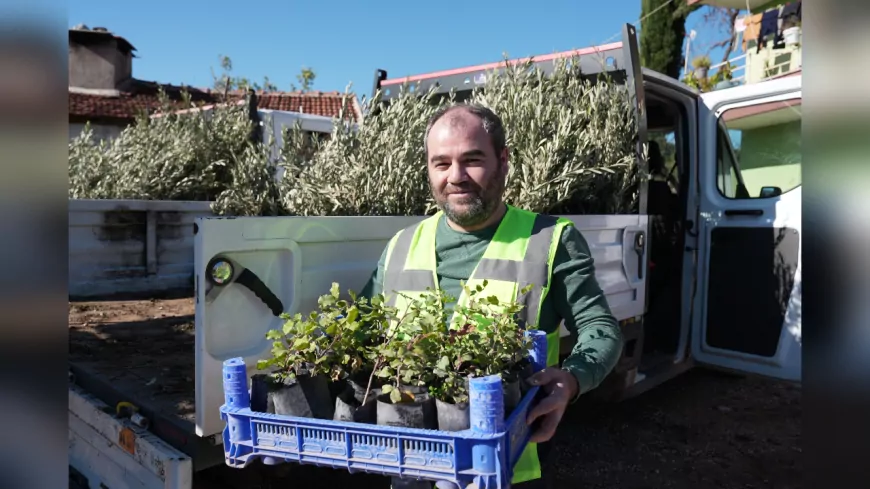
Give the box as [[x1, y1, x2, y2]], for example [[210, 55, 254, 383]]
[[69, 80, 361, 122]]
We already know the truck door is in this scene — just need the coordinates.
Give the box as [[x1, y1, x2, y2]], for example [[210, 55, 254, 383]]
[[193, 216, 424, 437], [691, 76, 802, 382]]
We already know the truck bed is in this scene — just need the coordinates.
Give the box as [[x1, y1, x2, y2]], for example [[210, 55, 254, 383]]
[[69, 296, 196, 423]]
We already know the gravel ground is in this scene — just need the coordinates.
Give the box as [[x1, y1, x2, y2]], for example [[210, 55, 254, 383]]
[[69, 297, 801, 489]]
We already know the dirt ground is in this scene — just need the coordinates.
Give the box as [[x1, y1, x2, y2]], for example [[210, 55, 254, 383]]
[[69, 296, 197, 421], [69, 297, 801, 489]]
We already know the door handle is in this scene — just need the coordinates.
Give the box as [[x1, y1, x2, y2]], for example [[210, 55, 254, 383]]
[[724, 209, 763, 216], [634, 232, 645, 280]]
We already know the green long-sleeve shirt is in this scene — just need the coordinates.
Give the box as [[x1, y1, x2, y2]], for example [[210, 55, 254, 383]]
[[359, 213, 624, 396]]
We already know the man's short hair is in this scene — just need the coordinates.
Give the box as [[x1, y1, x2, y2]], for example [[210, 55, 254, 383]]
[[424, 103, 506, 159]]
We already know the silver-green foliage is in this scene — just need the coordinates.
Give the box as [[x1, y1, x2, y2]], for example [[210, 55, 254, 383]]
[[69, 91, 258, 203], [282, 57, 640, 216], [69, 57, 641, 216]]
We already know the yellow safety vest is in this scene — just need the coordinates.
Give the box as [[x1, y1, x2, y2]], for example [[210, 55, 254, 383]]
[[381, 204, 573, 484]]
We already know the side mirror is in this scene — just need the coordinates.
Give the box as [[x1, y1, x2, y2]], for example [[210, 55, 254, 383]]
[[759, 186, 783, 198]]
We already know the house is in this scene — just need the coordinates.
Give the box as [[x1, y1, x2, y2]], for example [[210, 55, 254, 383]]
[[686, 0, 802, 85], [68, 25, 363, 142]]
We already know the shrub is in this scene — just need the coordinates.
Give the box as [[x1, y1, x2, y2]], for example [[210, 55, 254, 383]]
[[69, 55, 642, 216]]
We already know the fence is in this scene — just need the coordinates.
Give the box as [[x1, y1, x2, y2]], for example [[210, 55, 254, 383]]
[[68, 199, 215, 298]]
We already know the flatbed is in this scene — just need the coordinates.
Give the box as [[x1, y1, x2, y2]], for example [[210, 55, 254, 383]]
[[68, 296, 225, 470], [69, 297, 196, 422]]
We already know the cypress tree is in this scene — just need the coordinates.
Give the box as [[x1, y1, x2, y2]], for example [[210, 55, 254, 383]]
[[639, 0, 698, 79]]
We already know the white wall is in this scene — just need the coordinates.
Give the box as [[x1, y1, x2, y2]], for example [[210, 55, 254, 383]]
[[69, 199, 215, 298]]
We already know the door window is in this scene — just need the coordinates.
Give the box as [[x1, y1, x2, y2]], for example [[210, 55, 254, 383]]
[[716, 98, 802, 199]]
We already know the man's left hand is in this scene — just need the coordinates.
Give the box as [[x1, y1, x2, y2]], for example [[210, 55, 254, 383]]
[[525, 367, 580, 443]]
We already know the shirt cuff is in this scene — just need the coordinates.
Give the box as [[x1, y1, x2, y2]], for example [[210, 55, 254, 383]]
[[561, 365, 593, 404]]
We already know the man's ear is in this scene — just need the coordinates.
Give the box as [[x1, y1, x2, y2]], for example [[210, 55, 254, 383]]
[[499, 147, 509, 172]]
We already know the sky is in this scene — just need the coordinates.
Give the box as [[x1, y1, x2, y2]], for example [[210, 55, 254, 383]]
[[68, 0, 740, 98]]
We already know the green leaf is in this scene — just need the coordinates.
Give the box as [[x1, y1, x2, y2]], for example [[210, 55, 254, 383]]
[[437, 355, 450, 370], [346, 307, 359, 323], [381, 384, 394, 394], [389, 388, 402, 404], [330, 282, 340, 298]]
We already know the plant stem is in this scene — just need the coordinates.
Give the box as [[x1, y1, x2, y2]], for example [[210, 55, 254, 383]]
[[362, 357, 380, 406]]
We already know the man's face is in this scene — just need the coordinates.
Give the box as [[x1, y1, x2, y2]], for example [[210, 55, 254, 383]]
[[426, 110, 508, 228]]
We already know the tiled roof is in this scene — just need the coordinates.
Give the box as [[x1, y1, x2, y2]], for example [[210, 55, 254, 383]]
[[69, 80, 361, 122]]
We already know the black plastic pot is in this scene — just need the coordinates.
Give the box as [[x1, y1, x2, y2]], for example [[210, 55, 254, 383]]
[[269, 373, 335, 420], [515, 359, 535, 395], [502, 375, 522, 416], [435, 398, 470, 432], [250, 374, 274, 413], [334, 374, 380, 423], [376, 385, 437, 430]]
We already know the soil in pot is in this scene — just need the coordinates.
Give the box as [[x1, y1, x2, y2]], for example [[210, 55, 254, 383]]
[[269, 373, 335, 419], [435, 398, 470, 431], [376, 385, 437, 430]]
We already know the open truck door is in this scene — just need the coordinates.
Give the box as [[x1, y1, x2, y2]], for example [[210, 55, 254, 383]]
[[691, 75, 802, 382]]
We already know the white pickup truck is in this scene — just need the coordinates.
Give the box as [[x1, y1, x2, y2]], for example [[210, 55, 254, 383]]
[[68, 24, 802, 489]]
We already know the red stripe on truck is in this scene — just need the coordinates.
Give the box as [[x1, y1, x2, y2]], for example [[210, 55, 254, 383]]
[[380, 42, 624, 86]]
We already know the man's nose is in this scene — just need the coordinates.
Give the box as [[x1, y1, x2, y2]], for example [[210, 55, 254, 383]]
[[446, 162, 468, 184]]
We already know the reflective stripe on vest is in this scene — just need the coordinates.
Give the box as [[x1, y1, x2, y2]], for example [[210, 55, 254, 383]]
[[381, 205, 573, 484]]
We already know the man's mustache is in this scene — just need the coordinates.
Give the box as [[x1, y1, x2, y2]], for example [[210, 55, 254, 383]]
[[443, 184, 481, 195]]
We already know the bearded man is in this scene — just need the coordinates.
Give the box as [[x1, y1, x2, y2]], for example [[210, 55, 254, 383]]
[[360, 103, 623, 489]]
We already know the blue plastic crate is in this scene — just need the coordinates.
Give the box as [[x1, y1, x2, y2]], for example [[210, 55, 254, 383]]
[[220, 329, 548, 488]]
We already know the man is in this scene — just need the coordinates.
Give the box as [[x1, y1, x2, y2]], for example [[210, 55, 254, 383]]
[[360, 103, 623, 489]]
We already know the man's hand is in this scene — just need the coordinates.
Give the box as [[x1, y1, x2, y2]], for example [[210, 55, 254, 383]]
[[525, 367, 580, 443]]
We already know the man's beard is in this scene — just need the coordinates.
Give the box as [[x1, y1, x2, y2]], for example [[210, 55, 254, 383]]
[[432, 169, 505, 228]]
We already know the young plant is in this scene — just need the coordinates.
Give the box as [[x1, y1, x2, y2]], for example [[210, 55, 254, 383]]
[[450, 280, 536, 379], [369, 287, 450, 404], [256, 282, 372, 383], [424, 281, 536, 405]]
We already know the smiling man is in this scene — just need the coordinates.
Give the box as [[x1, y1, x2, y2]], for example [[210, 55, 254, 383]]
[[361, 103, 623, 489]]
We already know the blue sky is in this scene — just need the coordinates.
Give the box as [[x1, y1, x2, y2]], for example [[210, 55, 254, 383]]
[[68, 0, 740, 98]]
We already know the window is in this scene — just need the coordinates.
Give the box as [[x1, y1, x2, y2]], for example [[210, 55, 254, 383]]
[[648, 129, 679, 194], [716, 98, 802, 199]]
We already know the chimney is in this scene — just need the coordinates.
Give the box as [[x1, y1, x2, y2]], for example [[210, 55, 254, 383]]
[[68, 25, 136, 90]]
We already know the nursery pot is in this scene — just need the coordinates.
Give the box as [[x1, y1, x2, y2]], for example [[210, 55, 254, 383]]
[[502, 374, 523, 416], [334, 374, 380, 423], [694, 66, 709, 80], [269, 373, 335, 420], [435, 398, 470, 432], [376, 385, 437, 430], [514, 359, 535, 395], [250, 373, 274, 413]]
